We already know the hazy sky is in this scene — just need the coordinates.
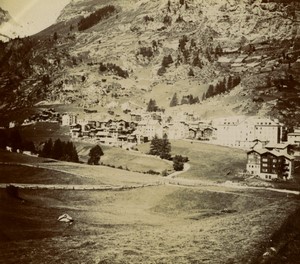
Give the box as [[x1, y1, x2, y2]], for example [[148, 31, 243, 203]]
[[0, 0, 70, 36]]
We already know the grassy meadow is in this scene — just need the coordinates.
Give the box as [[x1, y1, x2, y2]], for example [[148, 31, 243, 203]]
[[138, 140, 247, 181]]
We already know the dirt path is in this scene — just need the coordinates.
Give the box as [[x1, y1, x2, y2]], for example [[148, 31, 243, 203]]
[[0, 182, 159, 190], [1, 161, 299, 195]]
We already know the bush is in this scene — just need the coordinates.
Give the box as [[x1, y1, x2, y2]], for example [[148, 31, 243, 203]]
[[146, 170, 160, 175], [161, 170, 168, 176], [173, 155, 189, 171], [173, 161, 184, 171]]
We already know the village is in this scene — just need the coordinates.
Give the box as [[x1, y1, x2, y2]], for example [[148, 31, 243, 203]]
[[57, 108, 300, 182]]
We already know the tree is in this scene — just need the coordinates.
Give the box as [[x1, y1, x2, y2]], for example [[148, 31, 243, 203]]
[[157, 66, 166, 76], [147, 99, 158, 112], [88, 145, 104, 165], [53, 32, 58, 41], [52, 139, 63, 159], [162, 55, 173, 67], [149, 135, 160, 156], [173, 155, 188, 171], [40, 138, 53, 158], [170, 93, 178, 107], [206, 84, 214, 98], [149, 134, 171, 160], [160, 134, 171, 160]]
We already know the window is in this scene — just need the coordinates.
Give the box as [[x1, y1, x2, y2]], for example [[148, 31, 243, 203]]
[[262, 158, 268, 162], [263, 163, 268, 167]]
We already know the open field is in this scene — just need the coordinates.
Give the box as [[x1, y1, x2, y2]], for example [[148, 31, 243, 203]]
[[0, 150, 299, 263], [0, 164, 87, 185], [0, 186, 298, 264], [138, 140, 247, 181], [76, 142, 173, 174]]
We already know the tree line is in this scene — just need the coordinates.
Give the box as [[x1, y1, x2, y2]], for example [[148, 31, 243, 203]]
[[203, 75, 241, 100], [40, 138, 79, 162], [170, 93, 199, 107], [78, 5, 117, 31]]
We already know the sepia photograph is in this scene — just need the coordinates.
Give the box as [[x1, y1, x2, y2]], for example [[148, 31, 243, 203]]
[[0, 0, 300, 263]]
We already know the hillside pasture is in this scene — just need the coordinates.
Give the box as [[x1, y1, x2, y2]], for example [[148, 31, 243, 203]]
[[0, 186, 297, 264], [76, 142, 173, 174], [138, 140, 247, 181]]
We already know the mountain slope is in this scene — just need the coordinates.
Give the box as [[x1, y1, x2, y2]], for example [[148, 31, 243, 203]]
[[0, 0, 299, 125]]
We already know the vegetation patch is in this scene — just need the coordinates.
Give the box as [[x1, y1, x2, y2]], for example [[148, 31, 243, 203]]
[[77, 5, 117, 31]]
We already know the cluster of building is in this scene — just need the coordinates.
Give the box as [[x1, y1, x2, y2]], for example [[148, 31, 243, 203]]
[[63, 112, 299, 181], [63, 111, 215, 147]]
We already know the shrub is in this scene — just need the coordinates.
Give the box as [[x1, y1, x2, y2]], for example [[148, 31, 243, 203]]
[[161, 170, 168, 176], [146, 170, 160, 175], [173, 161, 184, 171], [173, 155, 189, 171]]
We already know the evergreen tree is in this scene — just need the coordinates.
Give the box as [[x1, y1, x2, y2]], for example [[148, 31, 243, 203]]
[[160, 134, 171, 160], [52, 139, 63, 160], [41, 138, 53, 158], [170, 93, 178, 107], [53, 32, 58, 41], [88, 145, 104, 165], [149, 134, 171, 160], [206, 84, 214, 98], [149, 135, 160, 156], [147, 99, 158, 112]]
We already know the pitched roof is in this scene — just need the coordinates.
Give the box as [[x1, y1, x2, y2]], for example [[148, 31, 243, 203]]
[[247, 148, 268, 155], [265, 142, 290, 149]]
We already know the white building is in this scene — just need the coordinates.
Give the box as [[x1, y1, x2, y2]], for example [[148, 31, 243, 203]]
[[135, 120, 163, 141], [62, 113, 78, 126], [166, 122, 189, 140], [213, 116, 282, 149], [287, 128, 300, 145]]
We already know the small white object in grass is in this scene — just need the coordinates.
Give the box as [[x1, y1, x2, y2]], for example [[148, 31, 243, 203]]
[[58, 213, 73, 223]]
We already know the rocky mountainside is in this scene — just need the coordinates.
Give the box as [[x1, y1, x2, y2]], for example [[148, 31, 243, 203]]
[[0, 0, 300, 125], [0, 7, 24, 42]]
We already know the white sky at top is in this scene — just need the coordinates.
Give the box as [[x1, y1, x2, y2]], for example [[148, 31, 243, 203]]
[[0, 0, 70, 37]]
